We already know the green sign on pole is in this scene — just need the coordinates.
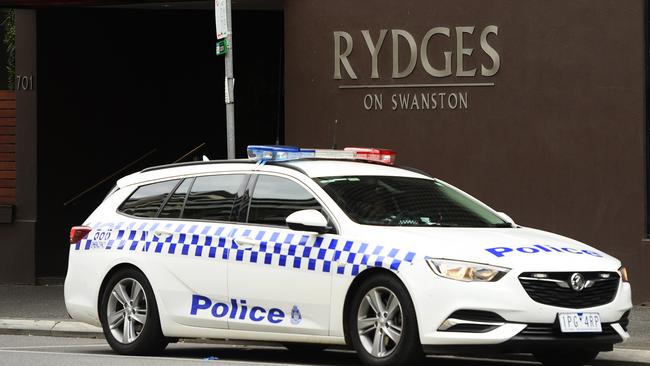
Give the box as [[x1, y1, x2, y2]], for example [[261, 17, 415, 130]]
[[216, 39, 229, 56]]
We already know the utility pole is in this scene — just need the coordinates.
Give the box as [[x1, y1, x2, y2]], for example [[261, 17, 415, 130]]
[[224, 0, 235, 159], [216, 0, 235, 159]]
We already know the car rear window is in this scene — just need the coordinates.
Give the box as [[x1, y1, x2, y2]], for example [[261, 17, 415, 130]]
[[118, 179, 181, 218], [182, 174, 245, 221]]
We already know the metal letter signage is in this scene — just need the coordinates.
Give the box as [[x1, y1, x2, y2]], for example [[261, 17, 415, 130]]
[[333, 26, 501, 112], [480, 26, 500, 77], [333, 31, 357, 80], [361, 30, 388, 79], [391, 29, 417, 79], [421, 27, 452, 78]]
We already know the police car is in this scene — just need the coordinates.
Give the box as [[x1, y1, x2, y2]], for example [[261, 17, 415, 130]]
[[65, 145, 632, 366]]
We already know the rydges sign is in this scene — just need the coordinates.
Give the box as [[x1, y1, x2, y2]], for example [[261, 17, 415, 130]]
[[333, 26, 500, 111]]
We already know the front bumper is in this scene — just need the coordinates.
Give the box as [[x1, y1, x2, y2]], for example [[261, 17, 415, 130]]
[[403, 264, 633, 348], [423, 321, 627, 354]]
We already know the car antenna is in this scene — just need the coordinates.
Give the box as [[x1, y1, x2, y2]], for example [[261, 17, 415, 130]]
[[332, 119, 338, 149], [202, 155, 210, 162]]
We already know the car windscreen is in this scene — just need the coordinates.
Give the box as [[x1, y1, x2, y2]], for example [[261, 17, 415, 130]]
[[315, 176, 510, 227]]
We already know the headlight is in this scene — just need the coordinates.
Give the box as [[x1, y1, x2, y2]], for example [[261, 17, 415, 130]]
[[618, 266, 629, 282], [427, 258, 510, 282]]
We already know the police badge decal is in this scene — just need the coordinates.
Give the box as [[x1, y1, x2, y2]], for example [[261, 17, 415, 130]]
[[291, 305, 302, 325]]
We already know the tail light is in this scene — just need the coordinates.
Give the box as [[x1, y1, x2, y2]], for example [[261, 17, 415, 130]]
[[70, 226, 92, 244]]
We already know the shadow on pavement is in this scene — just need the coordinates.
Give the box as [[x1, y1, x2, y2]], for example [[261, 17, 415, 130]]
[[82, 346, 650, 366]]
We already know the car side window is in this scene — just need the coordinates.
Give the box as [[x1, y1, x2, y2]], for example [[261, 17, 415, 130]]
[[248, 175, 323, 227], [158, 178, 193, 219], [118, 179, 180, 218], [182, 174, 245, 221]]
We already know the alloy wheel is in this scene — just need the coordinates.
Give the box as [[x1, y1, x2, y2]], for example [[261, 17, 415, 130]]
[[106, 278, 148, 344], [356, 286, 403, 358]]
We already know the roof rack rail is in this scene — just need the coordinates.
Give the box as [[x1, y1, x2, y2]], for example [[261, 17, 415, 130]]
[[140, 159, 253, 173], [268, 161, 309, 175], [399, 166, 433, 178]]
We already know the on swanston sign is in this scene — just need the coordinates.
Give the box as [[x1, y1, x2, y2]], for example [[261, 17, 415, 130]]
[[333, 26, 501, 111]]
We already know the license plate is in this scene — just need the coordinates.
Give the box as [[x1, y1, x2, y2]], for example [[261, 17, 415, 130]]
[[558, 313, 602, 333]]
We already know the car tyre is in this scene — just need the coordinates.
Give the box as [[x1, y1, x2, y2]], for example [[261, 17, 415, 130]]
[[99, 267, 168, 355], [533, 349, 599, 366], [348, 272, 423, 366]]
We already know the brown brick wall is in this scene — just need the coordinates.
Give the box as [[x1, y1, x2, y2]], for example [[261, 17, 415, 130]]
[[0, 91, 16, 204]]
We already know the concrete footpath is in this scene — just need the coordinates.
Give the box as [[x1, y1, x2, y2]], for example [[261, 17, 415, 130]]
[[0, 284, 649, 350]]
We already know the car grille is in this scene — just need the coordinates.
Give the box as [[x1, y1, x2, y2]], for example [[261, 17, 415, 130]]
[[518, 272, 619, 308]]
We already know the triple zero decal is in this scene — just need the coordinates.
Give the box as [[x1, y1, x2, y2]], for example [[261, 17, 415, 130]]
[[91, 227, 113, 249]]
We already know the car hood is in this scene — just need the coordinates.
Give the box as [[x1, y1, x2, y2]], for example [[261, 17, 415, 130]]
[[353, 226, 621, 272]]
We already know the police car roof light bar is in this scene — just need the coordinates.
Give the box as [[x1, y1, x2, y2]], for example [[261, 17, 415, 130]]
[[344, 147, 396, 165], [246, 145, 396, 165], [247, 145, 315, 162]]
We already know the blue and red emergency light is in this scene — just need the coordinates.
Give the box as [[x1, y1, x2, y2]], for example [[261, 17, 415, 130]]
[[246, 145, 396, 165]]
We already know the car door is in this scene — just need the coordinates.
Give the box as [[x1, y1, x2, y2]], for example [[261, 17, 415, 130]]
[[151, 174, 248, 330], [227, 173, 338, 335]]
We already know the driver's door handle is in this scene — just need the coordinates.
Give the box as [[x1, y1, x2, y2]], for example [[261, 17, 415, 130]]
[[153, 230, 174, 240], [234, 237, 260, 250]]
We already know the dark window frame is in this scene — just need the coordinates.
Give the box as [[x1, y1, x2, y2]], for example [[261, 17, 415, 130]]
[[180, 174, 246, 222], [116, 179, 181, 218], [180, 173, 250, 222], [179, 177, 196, 219], [116, 174, 251, 224], [156, 177, 194, 219], [243, 173, 338, 234], [155, 179, 185, 218]]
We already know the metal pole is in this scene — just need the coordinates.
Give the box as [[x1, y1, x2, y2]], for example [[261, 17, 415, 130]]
[[224, 0, 236, 159]]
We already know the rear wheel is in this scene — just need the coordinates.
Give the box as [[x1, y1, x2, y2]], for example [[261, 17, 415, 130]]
[[533, 349, 599, 366], [99, 267, 168, 355], [347, 273, 423, 366]]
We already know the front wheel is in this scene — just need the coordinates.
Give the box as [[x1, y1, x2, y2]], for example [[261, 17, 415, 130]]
[[347, 273, 423, 366], [99, 267, 168, 355], [533, 349, 599, 366]]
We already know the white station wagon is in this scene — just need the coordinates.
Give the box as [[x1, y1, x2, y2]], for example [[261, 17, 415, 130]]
[[65, 146, 632, 366]]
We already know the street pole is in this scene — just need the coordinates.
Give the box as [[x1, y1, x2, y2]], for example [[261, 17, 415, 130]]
[[224, 0, 236, 159]]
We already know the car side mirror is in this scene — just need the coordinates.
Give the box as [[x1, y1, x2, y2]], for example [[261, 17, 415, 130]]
[[286, 209, 331, 234], [496, 211, 515, 225]]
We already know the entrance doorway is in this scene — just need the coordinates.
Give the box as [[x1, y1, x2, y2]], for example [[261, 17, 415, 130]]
[[35, 4, 283, 277]]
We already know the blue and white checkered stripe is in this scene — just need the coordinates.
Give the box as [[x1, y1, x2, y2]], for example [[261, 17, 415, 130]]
[[76, 221, 416, 276]]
